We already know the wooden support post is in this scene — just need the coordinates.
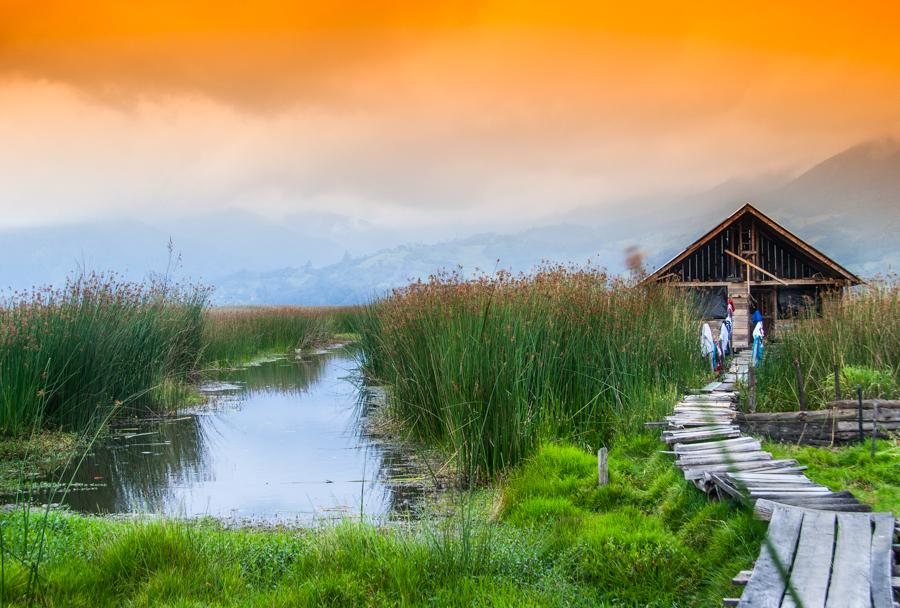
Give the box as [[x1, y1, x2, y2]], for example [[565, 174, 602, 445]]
[[834, 365, 841, 401], [748, 366, 757, 413], [793, 359, 806, 411], [746, 263, 751, 300], [871, 403, 879, 457], [598, 448, 608, 486], [857, 386, 864, 442]]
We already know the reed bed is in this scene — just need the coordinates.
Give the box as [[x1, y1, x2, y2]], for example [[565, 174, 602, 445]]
[[357, 267, 706, 478], [0, 274, 206, 435], [756, 281, 900, 411], [201, 306, 338, 365]]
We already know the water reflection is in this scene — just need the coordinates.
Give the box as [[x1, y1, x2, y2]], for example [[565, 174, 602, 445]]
[[55, 349, 424, 524]]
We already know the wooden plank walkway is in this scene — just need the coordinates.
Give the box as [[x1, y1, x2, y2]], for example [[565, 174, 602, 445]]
[[656, 350, 898, 607]]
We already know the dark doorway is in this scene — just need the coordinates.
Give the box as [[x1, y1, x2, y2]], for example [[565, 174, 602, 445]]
[[750, 287, 777, 337]]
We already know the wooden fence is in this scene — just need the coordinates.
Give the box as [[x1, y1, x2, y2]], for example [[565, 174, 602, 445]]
[[737, 400, 900, 445]]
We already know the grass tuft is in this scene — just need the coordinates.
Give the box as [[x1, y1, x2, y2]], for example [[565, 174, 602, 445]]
[[357, 266, 707, 478], [756, 282, 899, 411]]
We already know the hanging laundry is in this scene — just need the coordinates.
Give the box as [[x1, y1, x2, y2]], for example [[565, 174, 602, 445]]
[[751, 320, 765, 367], [719, 314, 732, 357], [701, 323, 716, 371]]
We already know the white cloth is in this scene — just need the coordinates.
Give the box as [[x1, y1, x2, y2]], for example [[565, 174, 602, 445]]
[[752, 321, 765, 339], [752, 321, 765, 367], [701, 323, 715, 357]]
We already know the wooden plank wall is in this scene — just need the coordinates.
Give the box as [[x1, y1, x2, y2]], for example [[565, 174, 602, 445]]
[[670, 220, 833, 283], [737, 401, 900, 445]]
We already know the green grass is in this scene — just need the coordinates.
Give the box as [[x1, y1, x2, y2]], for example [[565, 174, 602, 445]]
[[357, 268, 708, 478], [201, 306, 333, 366], [766, 440, 899, 513], [500, 438, 767, 607], [756, 283, 899, 411], [0, 437, 766, 607], [0, 274, 207, 435]]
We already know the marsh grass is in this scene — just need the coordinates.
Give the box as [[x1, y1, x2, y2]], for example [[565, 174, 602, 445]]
[[357, 267, 706, 478], [0, 274, 207, 435], [756, 282, 899, 411], [201, 306, 362, 366]]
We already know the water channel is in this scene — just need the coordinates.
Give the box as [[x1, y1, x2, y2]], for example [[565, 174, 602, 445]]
[[55, 347, 423, 525]]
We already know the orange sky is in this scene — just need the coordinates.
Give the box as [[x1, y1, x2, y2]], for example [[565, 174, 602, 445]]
[[1, 1, 899, 229]]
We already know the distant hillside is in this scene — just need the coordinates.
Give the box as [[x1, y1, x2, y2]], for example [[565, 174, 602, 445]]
[[2, 138, 897, 303], [758, 138, 900, 274], [212, 225, 621, 305]]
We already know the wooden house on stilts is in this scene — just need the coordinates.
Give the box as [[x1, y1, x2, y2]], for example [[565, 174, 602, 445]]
[[641, 203, 861, 347]]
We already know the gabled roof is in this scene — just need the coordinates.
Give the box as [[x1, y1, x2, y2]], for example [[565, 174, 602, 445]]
[[643, 203, 861, 285]]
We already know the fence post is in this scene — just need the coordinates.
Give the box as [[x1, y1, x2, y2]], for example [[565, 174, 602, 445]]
[[857, 385, 864, 442], [598, 448, 608, 486], [748, 366, 757, 414], [793, 359, 806, 411], [871, 402, 879, 457], [833, 365, 841, 401]]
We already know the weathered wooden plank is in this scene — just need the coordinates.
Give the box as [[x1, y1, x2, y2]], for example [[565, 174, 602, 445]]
[[669, 420, 737, 429], [674, 437, 759, 452], [739, 406, 900, 422], [670, 414, 736, 421], [769, 499, 869, 512], [725, 473, 813, 482], [742, 484, 829, 492], [725, 477, 817, 487], [671, 411, 736, 418], [665, 430, 742, 445], [673, 409, 736, 415], [682, 460, 802, 480], [781, 510, 835, 608], [665, 424, 739, 433], [751, 497, 862, 521], [732, 570, 753, 586], [676, 451, 771, 467], [665, 426, 740, 436], [683, 393, 737, 401], [674, 441, 763, 456], [825, 512, 872, 608], [748, 490, 835, 500], [870, 512, 895, 608], [738, 506, 804, 607]]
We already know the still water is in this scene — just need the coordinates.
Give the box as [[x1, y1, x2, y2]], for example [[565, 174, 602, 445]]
[[57, 348, 423, 524]]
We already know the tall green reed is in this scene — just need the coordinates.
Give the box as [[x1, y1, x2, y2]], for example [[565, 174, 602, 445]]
[[357, 267, 706, 478], [756, 280, 899, 411], [0, 273, 207, 435], [201, 306, 334, 366]]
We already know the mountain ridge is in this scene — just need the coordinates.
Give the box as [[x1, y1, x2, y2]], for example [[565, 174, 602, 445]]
[[2, 138, 897, 303]]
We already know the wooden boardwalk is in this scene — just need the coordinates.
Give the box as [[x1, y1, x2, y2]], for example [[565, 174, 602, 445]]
[[658, 351, 898, 607]]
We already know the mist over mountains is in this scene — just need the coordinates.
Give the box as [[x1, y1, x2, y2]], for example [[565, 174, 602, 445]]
[[2, 138, 898, 305]]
